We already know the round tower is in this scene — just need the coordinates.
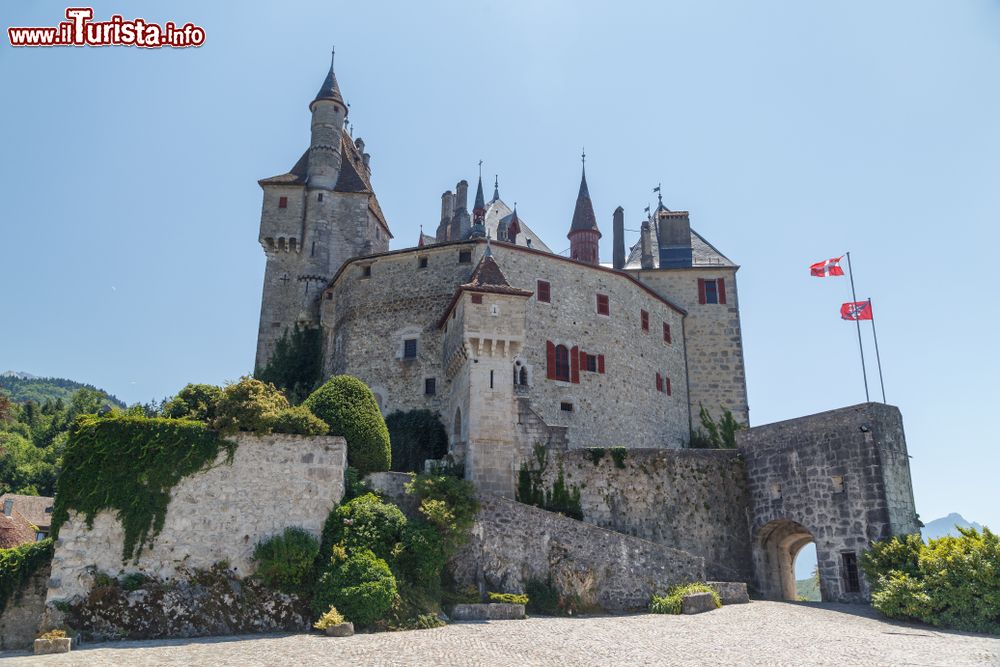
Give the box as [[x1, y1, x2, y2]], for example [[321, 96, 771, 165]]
[[307, 49, 347, 190]]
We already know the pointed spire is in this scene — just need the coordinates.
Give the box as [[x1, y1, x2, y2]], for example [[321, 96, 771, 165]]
[[311, 46, 346, 111], [418, 225, 425, 247], [473, 161, 486, 213], [568, 151, 599, 235], [508, 202, 521, 241], [492, 175, 500, 202]]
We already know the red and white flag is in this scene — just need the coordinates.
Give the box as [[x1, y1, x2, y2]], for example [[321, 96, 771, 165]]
[[841, 301, 873, 321], [810, 256, 845, 277]]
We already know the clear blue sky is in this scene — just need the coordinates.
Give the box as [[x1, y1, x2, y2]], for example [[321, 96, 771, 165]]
[[3, 2, 998, 534]]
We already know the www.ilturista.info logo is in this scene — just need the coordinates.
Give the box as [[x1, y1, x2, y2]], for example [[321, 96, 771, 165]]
[[8, 8, 205, 48]]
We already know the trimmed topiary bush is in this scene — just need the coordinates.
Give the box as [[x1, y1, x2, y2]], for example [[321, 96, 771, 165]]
[[649, 582, 721, 614], [304, 376, 390, 474], [252, 527, 320, 595], [312, 548, 398, 627], [325, 493, 406, 562], [212, 377, 289, 435], [270, 406, 329, 436]]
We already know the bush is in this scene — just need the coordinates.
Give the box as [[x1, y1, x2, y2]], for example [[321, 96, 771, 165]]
[[304, 376, 390, 475], [252, 527, 321, 594], [312, 548, 398, 627], [649, 582, 721, 615], [211, 377, 289, 435], [162, 384, 223, 421], [863, 528, 1000, 634], [325, 493, 406, 562], [488, 592, 528, 605], [688, 405, 744, 449], [525, 578, 562, 615], [312, 606, 345, 630], [399, 522, 446, 591], [0, 539, 54, 612], [270, 406, 329, 436], [385, 410, 448, 473], [406, 473, 479, 556], [255, 324, 323, 405]]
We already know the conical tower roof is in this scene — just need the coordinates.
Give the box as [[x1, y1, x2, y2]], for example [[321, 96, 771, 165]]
[[311, 49, 346, 111], [473, 174, 486, 212], [568, 163, 600, 236]]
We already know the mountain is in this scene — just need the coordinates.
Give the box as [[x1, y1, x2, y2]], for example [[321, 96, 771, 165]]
[[796, 575, 820, 601], [0, 373, 125, 407], [921, 513, 984, 541]]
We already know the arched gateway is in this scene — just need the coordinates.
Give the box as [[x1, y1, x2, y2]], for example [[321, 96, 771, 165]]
[[754, 519, 815, 600]]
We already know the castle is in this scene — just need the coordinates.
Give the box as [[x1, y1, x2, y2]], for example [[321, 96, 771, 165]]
[[255, 56, 748, 497]]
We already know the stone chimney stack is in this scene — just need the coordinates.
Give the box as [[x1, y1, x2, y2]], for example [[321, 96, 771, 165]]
[[640, 218, 655, 269], [612, 206, 625, 270], [657, 210, 692, 268], [437, 191, 454, 241], [451, 180, 471, 240]]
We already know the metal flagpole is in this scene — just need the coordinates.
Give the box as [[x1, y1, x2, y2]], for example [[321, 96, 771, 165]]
[[867, 298, 886, 403], [845, 252, 870, 402]]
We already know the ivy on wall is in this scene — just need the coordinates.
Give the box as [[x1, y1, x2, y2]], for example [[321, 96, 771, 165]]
[[0, 538, 53, 613], [51, 415, 236, 562]]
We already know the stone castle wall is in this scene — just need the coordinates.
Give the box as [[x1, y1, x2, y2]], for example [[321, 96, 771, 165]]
[[739, 403, 919, 602], [540, 449, 752, 582], [630, 267, 748, 426], [0, 563, 49, 650], [47, 434, 347, 603]]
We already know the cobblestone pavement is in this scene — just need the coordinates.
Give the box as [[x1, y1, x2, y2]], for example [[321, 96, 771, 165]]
[[2, 602, 998, 666]]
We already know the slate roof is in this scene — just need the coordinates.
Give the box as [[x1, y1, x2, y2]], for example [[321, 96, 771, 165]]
[[0, 494, 54, 530], [462, 253, 532, 296], [311, 61, 346, 109], [623, 222, 736, 270], [473, 175, 486, 212], [482, 199, 552, 252], [568, 167, 600, 235]]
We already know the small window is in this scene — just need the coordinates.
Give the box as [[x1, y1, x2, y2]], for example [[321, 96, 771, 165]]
[[424, 378, 436, 395], [318, 193, 324, 202], [665, 376, 672, 396], [403, 338, 418, 359], [325, 292, 333, 301], [832, 475, 845, 493], [560, 402, 574, 412], [842, 552, 861, 593], [418, 256, 428, 269], [537, 280, 551, 303], [699, 278, 727, 305], [656, 372, 663, 392], [278, 196, 288, 209], [362, 265, 372, 278], [459, 250, 472, 264], [584, 353, 597, 373], [704, 279, 719, 304], [490, 370, 494, 389], [596, 293, 610, 316], [554, 344, 570, 382], [663, 322, 672, 344], [471, 294, 483, 304], [641, 309, 649, 331]]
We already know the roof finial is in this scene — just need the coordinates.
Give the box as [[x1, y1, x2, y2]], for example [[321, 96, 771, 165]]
[[331, 45, 335, 70], [492, 175, 500, 202], [581, 147, 586, 166], [478, 159, 483, 178]]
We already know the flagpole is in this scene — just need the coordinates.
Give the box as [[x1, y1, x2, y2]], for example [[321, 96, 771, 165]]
[[868, 298, 886, 403], [845, 252, 870, 402]]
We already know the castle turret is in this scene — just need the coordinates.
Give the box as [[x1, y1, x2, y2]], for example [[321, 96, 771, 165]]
[[470, 171, 487, 239], [492, 175, 500, 203], [567, 153, 601, 265], [612, 206, 625, 270], [306, 50, 347, 190]]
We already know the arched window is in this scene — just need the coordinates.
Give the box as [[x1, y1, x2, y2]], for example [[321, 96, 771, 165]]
[[554, 345, 570, 382], [453, 407, 462, 440], [519, 366, 529, 386]]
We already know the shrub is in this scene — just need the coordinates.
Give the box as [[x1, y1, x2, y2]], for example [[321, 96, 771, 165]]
[[0, 539, 54, 612], [162, 384, 222, 421], [312, 548, 398, 627], [37, 629, 67, 640], [325, 493, 406, 562], [864, 528, 1000, 634], [399, 522, 446, 591], [405, 473, 479, 556], [516, 445, 582, 520], [385, 410, 449, 473], [212, 377, 289, 435], [312, 606, 345, 630], [688, 405, 744, 449], [270, 406, 329, 436], [304, 376, 390, 475], [525, 578, 562, 615], [649, 582, 721, 615], [488, 592, 528, 605], [255, 324, 323, 405], [252, 527, 321, 594]]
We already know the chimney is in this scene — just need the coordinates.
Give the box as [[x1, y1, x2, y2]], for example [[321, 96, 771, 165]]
[[454, 180, 469, 213], [640, 219, 654, 269], [437, 191, 454, 242], [612, 206, 625, 270], [657, 210, 692, 268], [355, 137, 365, 153], [362, 153, 371, 173]]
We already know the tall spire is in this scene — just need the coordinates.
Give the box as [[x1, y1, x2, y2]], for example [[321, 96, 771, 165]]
[[311, 46, 346, 111], [473, 162, 486, 213], [470, 160, 487, 238], [492, 175, 500, 202], [568, 151, 598, 235]]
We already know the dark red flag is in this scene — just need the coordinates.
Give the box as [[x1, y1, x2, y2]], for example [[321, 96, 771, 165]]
[[841, 301, 873, 321]]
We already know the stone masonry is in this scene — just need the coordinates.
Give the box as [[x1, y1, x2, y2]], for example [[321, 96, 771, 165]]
[[47, 434, 346, 603], [739, 403, 919, 602]]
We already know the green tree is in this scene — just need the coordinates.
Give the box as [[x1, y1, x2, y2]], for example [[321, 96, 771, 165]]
[[255, 324, 323, 405], [304, 376, 390, 475], [385, 410, 448, 473]]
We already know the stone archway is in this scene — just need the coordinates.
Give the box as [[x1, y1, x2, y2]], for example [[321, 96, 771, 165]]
[[755, 519, 816, 601]]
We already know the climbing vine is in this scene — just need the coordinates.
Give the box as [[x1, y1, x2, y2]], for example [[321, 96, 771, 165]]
[[52, 415, 236, 562], [0, 538, 53, 613], [516, 445, 582, 520]]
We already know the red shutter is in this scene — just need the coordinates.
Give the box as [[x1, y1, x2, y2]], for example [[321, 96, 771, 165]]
[[570, 345, 580, 383], [579, 348, 588, 369], [656, 372, 662, 392], [546, 341, 556, 380], [666, 377, 672, 396], [597, 354, 605, 374], [717, 278, 727, 304], [698, 279, 706, 305], [663, 322, 672, 344]]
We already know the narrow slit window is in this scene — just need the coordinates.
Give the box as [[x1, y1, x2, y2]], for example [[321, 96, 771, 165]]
[[596, 293, 609, 316], [641, 309, 649, 331], [537, 280, 551, 303]]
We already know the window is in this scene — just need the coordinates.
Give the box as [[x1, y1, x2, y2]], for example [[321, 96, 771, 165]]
[[641, 309, 649, 331], [596, 293, 610, 316], [554, 345, 570, 381], [325, 292, 333, 301], [403, 338, 418, 359], [665, 376, 672, 396], [418, 256, 428, 269], [560, 402, 574, 412], [519, 366, 528, 385], [318, 193, 324, 202], [698, 278, 727, 305], [490, 370, 494, 389], [362, 265, 372, 278], [832, 475, 845, 493], [656, 372, 663, 392], [471, 293, 483, 304], [663, 322, 672, 344], [537, 280, 551, 303], [459, 250, 472, 264], [424, 378, 436, 395], [278, 196, 288, 209], [842, 552, 861, 593], [584, 353, 597, 373]]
